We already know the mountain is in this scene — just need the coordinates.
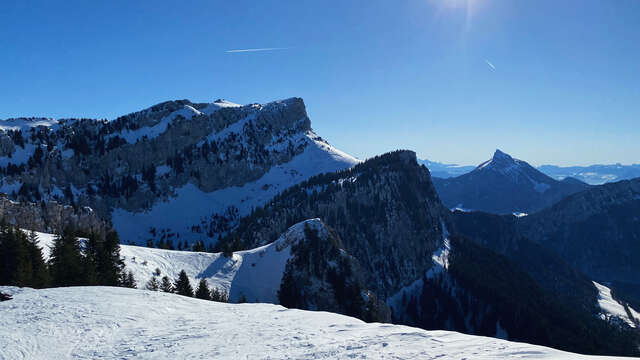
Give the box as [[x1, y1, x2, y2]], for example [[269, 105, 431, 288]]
[[432, 149, 590, 214], [215, 150, 640, 355], [4, 147, 639, 355], [2, 286, 626, 360], [450, 177, 640, 327], [420, 158, 640, 185], [0, 98, 358, 246], [539, 164, 640, 185], [418, 159, 475, 178], [520, 178, 640, 287], [217, 150, 449, 300]]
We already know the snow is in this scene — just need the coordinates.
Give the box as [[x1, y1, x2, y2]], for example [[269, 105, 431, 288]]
[[0, 286, 620, 360], [426, 223, 450, 279], [451, 205, 473, 212], [513, 212, 528, 218], [201, 99, 242, 115], [115, 105, 202, 144], [0, 117, 58, 132], [0, 143, 37, 167], [593, 281, 639, 328], [196, 112, 257, 146], [0, 180, 22, 195], [28, 231, 57, 262], [112, 133, 359, 245], [387, 222, 450, 315], [33, 220, 325, 304]]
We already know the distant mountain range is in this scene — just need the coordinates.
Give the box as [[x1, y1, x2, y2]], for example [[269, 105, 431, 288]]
[[432, 150, 590, 214], [417, 159, 475, 178], [422, 158, 640, 185], [538, 164, 640, 185]]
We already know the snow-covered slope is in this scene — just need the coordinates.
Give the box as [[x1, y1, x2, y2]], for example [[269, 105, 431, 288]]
[[34, 219, 327, 303], [112, 132, 358, 245], [0, 286, 625, 360], [594, 281, 640, 328]]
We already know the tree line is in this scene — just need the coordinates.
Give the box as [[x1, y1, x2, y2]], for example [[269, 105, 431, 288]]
[[144, 268, 228, 302], [0, 223, 131, 289]]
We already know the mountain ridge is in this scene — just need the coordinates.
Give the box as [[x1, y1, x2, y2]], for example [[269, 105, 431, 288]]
[[0, 97, 358, 246]]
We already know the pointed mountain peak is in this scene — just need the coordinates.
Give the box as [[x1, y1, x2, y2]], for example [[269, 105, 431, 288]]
[[493, 149, 513, 160], [477, 149, 517, 171]]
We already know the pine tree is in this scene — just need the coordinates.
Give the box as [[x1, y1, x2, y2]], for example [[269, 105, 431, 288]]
[[25, 230, 50, 288], [145, 276, 160, 291], [49, 227, 84, 287], [173, 270, 193, 297], [195, 278, 211, 300], [160, 276, 173, 293], [0, 226, 50, 288], [99, 231, 125, 286], [0, 227, 29, 286]]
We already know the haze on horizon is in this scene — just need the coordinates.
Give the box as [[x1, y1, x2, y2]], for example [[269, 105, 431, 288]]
[[1, 0, 639, 166]]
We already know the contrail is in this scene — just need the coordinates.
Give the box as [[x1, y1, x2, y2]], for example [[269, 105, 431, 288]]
[[485, 59, 496, 70], [225, 47, 288, 53]]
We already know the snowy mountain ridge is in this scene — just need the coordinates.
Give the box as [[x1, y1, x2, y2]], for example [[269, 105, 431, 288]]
[[0, 97, 359, 246]]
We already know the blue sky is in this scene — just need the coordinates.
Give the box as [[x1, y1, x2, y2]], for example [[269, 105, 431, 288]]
[[1, 0, 639, 166]]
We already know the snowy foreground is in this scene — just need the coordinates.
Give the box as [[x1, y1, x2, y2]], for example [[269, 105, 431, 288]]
[[0, 286, 628, 360]]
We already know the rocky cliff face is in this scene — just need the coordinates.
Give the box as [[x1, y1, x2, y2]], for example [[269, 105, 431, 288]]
[[0, 194, 106, 235], [0, 98, 358, 245]]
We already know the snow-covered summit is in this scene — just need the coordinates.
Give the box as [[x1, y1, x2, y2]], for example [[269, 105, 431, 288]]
[[0, 117, 59, 132], [472, 149, 557, 189], [0, 286, 625, 359], [0, 96, 359, 246], [477, 149, 527, 173], [433, 149, 590, 214]]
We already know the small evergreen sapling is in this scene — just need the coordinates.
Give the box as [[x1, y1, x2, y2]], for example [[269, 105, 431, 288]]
[[145, 276, 160, 291]]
